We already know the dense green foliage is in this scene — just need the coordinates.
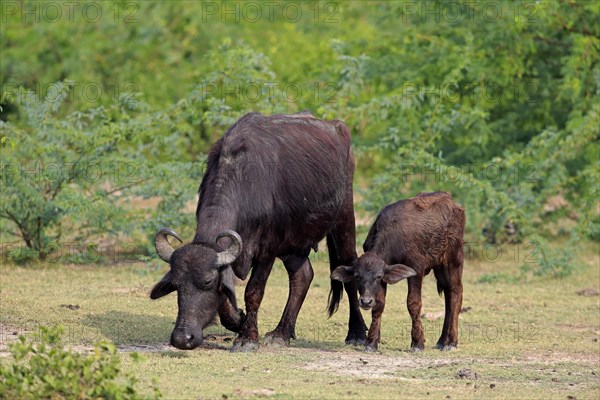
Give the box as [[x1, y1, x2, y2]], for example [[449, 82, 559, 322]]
[[0, 326, 160, 399], [1, 1, 598, 276]]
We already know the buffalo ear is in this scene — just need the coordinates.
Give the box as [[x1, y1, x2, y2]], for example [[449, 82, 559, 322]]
[[331, 265, 354, 283], [150, 271, 176, 299], [219, 266, 238, 310], [383, 264, 417, 284]]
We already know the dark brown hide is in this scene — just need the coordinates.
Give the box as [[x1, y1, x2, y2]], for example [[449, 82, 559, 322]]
[[332, 192, 465, 351], [151, 112, 366, 350]]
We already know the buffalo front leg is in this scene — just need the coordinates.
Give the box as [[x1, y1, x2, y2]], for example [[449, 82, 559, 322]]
[[365, 286, 386, 352], [218, 297, 245, 333], [231, 258, 274, 352], [264, 255, 314, 347], [407, 275, 425, 351]]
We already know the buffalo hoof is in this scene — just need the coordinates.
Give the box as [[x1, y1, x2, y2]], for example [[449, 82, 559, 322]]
[[231, 338, 259, 353], [345, 330, 367, 346], [411, 345, 425, 352], [364, 344, 377, 353], [435, 343, 457, 351], [345, 337, 367, 346], [263, 334, 289, 348]]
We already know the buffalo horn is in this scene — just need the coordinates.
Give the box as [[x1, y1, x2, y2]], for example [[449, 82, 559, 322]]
[[154, 227, 182, 262], [215, 230, 242, 266]]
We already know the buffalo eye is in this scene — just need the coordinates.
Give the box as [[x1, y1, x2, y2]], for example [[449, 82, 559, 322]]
[[376, 274, 384, 280], [204, 279, 213, 288]]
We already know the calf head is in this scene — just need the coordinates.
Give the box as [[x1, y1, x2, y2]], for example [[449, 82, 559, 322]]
[[331, 252, 416, 310], [150, 227, 244, 350]]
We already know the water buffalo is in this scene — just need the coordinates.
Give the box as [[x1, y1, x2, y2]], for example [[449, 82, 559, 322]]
[[331, 192, 465, 351], [150, 112, 366, 351]]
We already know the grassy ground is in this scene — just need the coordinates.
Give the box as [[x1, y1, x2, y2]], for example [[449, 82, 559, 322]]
[[1, 241, 599, 399]]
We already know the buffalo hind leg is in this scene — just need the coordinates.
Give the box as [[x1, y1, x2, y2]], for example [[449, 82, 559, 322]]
[[264, 254, 314, 347], [326, 167, 366, 345], [343, 280, 367, 345], [231, 258, 275, 352], [328, 227, 367, 345], [407, 275, 425, 351]]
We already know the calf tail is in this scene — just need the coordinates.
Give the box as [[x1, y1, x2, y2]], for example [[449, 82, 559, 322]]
[[326, 234, 343, 317]]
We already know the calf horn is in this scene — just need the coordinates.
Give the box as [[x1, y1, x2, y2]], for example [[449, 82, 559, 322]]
[[154, 227, 182, 262], [215, 230, 242, 266]]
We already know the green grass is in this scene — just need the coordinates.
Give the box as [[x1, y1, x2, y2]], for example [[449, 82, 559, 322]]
[[1, 241, 599, 399]]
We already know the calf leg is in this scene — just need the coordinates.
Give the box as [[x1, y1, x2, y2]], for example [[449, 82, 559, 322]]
[[407, 275, 425, 351], [365, 286, 387, 352], [436, 264, 463, 350], [231, 258, 275, 352], [264, 255, 314, 346]]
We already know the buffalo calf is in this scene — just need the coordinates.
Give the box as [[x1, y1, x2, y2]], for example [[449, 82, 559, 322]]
[[332, 192, 465, 351]]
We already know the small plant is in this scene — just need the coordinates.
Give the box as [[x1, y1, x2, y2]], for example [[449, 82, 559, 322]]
[[0, 326, 161, 400], [522, 236, 583, 279], [476, 272, 520, 285]]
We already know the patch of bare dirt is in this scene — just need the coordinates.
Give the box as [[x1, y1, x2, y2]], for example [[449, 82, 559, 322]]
[[117, 343, 174, 352], [298, 346, 600, 380], [232, 388, 276, 398], [576, 288, 599, 297], [522, 350, 600, 365], [456, 368, 479, 379], [301, 350, 454, 378], [555, 323, 600, 339], [111, 286, 147, 294], [0, 322, 179, 356], [422, 306, 471, 321], [543, 194, 569, 213], [127, 196, 161, 210], [422, 311, 445, 320], [0, 322, 238, 356]]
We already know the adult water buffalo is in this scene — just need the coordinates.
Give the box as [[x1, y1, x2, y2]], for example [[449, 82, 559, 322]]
[[150, 112, 366, 351]]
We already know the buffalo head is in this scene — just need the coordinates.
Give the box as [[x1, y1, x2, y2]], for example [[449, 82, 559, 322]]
[[150, 227, 244, 349], [331, 252, 416, 310]]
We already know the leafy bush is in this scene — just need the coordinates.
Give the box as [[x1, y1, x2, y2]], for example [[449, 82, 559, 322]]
[[0, 83, 204, 263], [0, 326, 161, 400], [1, 1, 598, 279], [1, 84, 139, 261]]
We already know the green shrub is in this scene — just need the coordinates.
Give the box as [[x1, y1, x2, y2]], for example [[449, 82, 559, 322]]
[[1, 1, 597, 279], [0, 326, 161, 400]]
